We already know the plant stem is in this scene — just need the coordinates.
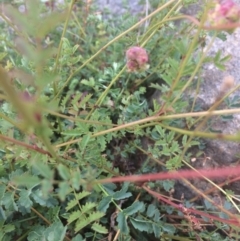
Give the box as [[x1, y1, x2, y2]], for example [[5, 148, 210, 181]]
[[53, 0, 76, 74], [55, 107, 240, 148], [52, 0, 177, 101]]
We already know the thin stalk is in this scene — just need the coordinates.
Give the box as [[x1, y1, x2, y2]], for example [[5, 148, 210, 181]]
[[171, 32, 217, 106], [44, 108, 117, 127], [167, 7, 208, 100], [52, 0, 177, 101], [159, 122, 240, 141], [141, 0, 182, 46], [55, 107, 240, 148], [85, 66, 126, 120], [0, 133, 52, 156], [71, 11, 86, 38], [53, 0, 75, 74], [183, 160, 240, 214], [169, 32, 218, 167]]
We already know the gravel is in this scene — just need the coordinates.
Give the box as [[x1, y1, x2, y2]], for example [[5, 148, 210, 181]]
[[94, 0, 144, 16]]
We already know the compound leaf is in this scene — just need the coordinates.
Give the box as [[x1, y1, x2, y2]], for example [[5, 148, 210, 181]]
[[130, 218, 151, 232], [123, 201, 144, 216], [117, 212, 129, 234], [81, 202, 97, 214], [91, 222, 108, 234], [68, 210, 81, 225]]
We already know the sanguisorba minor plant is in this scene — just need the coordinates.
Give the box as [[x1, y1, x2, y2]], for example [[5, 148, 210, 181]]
[[0, 0, 240, 240]]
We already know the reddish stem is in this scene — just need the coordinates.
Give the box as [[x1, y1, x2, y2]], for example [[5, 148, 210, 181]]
[[143, 185, 240, 226], [0, 134, 52, 157]]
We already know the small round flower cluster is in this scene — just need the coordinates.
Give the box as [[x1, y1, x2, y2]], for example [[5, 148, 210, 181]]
[[207, 0, 240, 27], [126, 46, 149, 72]]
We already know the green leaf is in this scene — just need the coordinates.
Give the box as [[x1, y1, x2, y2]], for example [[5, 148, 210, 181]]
[[72, 234, 85, 241], [152, 223, 161, 238], [57, 164, 71, 181], [220, 54, 231, 63], [2, 192, 18, 211], [77, 93, 92, 110], [0, 184, 6, 199], [96, 135, 106, 151], [75, 191, 91, 200], [79, 134, 91, 155], [75, 218, 89, 233], [91, 222, 108, 234], [123, 201, 144, 216], [214, 62, 225, 70], [18, 190, 33, 210], [223, 201, 232, 210], [147, 204, 157, 218], [81, 78, 95, 87], [0, 206, 6, 220], [3, 224, 15, 233], [71, 171, 82, 190], [61, 130, 82, 137], [66, 199, 78, 211], [58, 182, 71, 201], [74, 212, 105, 233], [113, 191, 132, 200], [117, 212, 129, 234], [217, 32, 227, 40], [155, 125, 165, 136], [31, 189, 57, 208], [87, 211, 105, 223], [98, 196, 112, 212], [161, 222, 176, 234], [27, 225, 45, 240], [102, 183, 117, 195], [45, 221, 67, 241], [33, 160, 53, 179], [153, 209, 160, 222], [151, 131, 160, 140], [166, 131, 174, 143], [182, 135, 187, 146], [42, 179, 53, 198], [203, 199, 214, 210], [81, 202, 97, 214], [214, 50, 221, 62], [130, 218, 151, 232], [112, 182, 132, 200], [12, 174, 40, 188], [162, 180, 174, 192], [68, 210, 81, 225]]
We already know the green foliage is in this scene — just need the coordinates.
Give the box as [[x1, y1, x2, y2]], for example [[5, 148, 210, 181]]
[[0, 0, 237, 240]]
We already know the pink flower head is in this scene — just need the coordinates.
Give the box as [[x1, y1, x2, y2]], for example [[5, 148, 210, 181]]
[[207, 0, 240, 27], [219, 0, 235, 15], [126, 46, 149, 72]]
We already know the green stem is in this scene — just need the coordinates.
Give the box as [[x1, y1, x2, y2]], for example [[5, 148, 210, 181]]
[[53, 0, 75, 74], [55, 107, 240, 148], [85, 66, 126, 120], [52, 0, 177, 101], [159, 122, 240, 141], [141, 0, 182, 46]]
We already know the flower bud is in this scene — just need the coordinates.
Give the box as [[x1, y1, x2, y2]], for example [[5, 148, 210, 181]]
[[126, 46, 149, 72], [207, 0, 240, 27]]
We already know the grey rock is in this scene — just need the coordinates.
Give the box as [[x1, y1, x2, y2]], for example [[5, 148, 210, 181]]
[[94, 0, 144, 16], [197, 27, 240, 165]]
